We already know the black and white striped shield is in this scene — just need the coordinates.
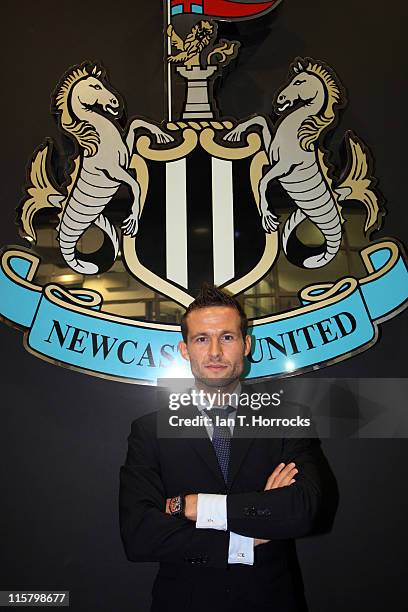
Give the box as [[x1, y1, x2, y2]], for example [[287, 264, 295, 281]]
[[123, 124, 279, 306]]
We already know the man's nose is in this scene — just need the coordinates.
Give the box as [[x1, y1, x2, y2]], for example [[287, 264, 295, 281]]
[[208, 338, 222, 358]]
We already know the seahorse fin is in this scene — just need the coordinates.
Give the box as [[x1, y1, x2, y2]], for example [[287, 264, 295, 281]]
[[20, 144, 64, 242], [336, 132, 381, 233]]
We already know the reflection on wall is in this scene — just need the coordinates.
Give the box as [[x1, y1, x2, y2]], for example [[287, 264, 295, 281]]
[[29, 204, 371, 324]]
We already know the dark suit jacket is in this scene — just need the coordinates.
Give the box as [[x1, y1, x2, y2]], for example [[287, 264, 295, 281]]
[[119, 387, 332, 612]]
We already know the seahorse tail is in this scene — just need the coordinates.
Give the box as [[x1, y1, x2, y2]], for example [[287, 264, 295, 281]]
[[58, 202, 101, 274], [281, 166, 342, 269], [304, 203, 342, 268], [282, 208, 307, 254], [58, 196, 118, 275]]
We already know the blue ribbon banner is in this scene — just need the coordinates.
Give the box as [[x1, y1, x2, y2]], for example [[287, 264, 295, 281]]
[[0, 240, 407, 384]]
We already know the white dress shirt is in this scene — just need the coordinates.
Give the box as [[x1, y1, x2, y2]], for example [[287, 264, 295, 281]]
[[193, 383, 254, 565]]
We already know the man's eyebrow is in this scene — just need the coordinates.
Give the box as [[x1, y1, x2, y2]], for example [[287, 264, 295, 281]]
[[190, 330, 237, 339], [190, 332, 208, 339]]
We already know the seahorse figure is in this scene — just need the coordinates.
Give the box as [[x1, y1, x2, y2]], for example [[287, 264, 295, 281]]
[[225, 58, 380, 269], [21, 64, 173, 274]]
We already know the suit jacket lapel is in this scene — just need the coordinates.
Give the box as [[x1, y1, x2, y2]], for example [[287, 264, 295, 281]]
[[173, 403, 226, 485], [190, 436, 226, 485], [228, 398, 260, 489]]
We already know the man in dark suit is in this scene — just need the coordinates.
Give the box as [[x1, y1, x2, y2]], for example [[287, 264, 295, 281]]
[[120, 284, 331, 611]]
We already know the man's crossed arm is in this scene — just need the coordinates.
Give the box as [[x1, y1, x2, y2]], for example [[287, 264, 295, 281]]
[[119, 415, 323, 569], [165, 461, 299, 548]]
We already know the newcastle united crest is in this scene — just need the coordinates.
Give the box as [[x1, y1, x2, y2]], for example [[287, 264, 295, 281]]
[[0, 1, 407, 384]]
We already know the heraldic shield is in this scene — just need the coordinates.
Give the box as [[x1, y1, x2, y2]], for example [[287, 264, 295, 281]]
[[123, 124, 278, 307]]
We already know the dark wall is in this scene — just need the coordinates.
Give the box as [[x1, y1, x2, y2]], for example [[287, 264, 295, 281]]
[[1, 1, 407, 610]]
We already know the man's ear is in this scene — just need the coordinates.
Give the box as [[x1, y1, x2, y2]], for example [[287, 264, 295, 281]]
[[178, 339, 190, 361], [244, 334, 251, 357]]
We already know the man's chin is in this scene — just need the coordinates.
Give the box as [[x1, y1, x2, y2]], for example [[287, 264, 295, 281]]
[[195, 374, 238, 388]]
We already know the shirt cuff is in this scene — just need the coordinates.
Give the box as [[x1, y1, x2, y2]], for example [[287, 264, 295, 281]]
[[196, 493, 227, 530], [228, 531, 255, 565]]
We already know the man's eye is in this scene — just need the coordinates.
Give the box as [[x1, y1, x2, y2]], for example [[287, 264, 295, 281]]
[[222, 335, 234, 341], [196, 337, 207, 343]]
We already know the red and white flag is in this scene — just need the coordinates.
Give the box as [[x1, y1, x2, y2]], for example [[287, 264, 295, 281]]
[[170, 0, 280, 20]]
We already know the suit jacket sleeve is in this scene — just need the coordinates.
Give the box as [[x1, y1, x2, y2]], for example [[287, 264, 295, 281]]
[[119, 414, 229, 568], [226, 437, 324, 540]]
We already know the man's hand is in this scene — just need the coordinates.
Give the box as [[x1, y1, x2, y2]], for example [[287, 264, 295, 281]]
[[254, 462, 298, 547], [264, 462, 298, 490]]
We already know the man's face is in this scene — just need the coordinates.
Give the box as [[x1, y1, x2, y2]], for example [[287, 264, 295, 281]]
[[178, 306, 251, 388]]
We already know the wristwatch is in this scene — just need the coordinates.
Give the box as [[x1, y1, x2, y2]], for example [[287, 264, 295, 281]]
[[168, 494, 185, 516]]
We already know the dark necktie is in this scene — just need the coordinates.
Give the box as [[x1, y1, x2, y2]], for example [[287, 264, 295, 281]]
[[207, 406, 235, 482]]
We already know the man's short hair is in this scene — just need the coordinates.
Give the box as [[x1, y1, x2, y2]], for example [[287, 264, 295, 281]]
[[181, 283, 248, 342]]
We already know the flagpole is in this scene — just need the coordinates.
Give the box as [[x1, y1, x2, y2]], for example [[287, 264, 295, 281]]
[[166, 0, 172, 121]]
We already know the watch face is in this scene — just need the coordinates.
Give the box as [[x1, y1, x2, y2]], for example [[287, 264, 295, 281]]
[[170, 496, 182, 514]]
